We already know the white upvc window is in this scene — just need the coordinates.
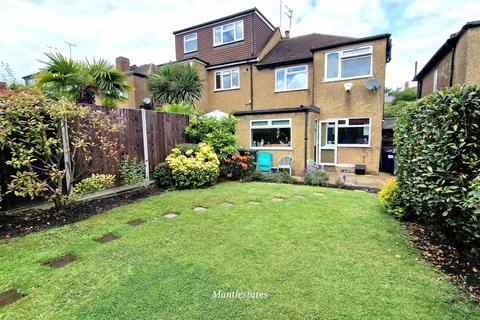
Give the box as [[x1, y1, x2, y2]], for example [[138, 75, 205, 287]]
[[213, 20, 244, 46], [250, 119, 292, 149], [214, 67, 240, 90], [275, 65, 308, 92], [325, 46, 373, 81], [433, 68, 439, 92], [184, 33, 197, 53], [337, 118, 371, 146]]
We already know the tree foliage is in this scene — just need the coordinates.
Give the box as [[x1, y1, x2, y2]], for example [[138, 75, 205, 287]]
[[36, 52, 131, 106], [147, 63, 204, 105], [384, 87, 416, 117], [394, 84, 480, 254], [0, 89, 122, 207]]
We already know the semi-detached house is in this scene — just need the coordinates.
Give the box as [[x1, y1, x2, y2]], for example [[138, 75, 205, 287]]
[[173, 8, 392, 175]]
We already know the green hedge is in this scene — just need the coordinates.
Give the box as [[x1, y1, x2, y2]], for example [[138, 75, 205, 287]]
[[394, 84, 480, 254]]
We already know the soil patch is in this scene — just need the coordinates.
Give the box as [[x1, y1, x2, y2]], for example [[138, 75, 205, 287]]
[[95, 233, 119, 244], [0, 288, 24, 308], [127, 218, 145, 226], [0, 185, 162, 240], [404, 221, 480, 302], [163, 212, 178, 219], [45, 254, 76, 268]]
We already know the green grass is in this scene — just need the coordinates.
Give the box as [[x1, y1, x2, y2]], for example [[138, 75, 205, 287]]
[[0, 182, 479, 319]]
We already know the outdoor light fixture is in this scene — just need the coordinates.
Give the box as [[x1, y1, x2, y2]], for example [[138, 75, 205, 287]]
[[344, 82, 353, 92]]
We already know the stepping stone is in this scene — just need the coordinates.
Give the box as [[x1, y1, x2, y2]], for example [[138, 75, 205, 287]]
[[127, 218, 145, 226], [314, 192, 325, 197], [95, 233, 119, 244], [248, 201, 260, 205], [44, 254, 76, 269], [294, 195, 305, 199], [221, 202, 233, 207], [163, 211, 178, 219], [193, 206, 207, 212], [0, 288, 24, 308], [272, 197, 284, 202]]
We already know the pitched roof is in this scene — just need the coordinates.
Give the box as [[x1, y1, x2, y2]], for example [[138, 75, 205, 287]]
[[126, 63, 155, 77], [256, 33, 355, 69], [414, 20, 480, 81]]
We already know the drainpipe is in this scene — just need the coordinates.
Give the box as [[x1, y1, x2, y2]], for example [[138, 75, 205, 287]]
[[304, 108, 309, 171], [250, 61, 254, 110], [449, 44, 456, 87]]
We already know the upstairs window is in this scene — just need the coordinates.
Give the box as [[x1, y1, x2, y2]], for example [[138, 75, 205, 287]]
[[213, 20, 244, 46], [184, 33, 197, 53], [275, 65, 308, 91], [215, 67, 240, 90], [325, 46, 372, 81], [433, 68, 439, 92], [337, 118, 371, 146]]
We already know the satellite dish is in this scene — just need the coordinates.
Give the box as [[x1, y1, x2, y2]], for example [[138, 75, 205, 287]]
[[143, 97, 151, 104], [365, 79, 381, 90]]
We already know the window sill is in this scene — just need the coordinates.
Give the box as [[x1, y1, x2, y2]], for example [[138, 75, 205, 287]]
[[213, 39, 244, 48], [184, 50, 198, 54], [337, 144, 371, 148], [323, 75, 373, 83], [274, 88, 308, 93], [250, 147, 293, 151], [214, 87, 240, 92]]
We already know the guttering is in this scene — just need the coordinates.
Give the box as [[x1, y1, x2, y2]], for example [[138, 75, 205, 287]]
[[206, 58, 258, 70], [256, 57, 313, 70], [311, 33, 391, 52], [234, 105, 319, 116]]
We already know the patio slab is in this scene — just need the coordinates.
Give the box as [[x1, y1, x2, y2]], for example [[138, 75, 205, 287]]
[[44, 254, 76, 268], [95, 233, 119, 244], [0, 289, 23, 308], [193, 206, 207, 212], [163, 212, 178, 219]]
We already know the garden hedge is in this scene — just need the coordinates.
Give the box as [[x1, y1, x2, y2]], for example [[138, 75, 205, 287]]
[[394, 84, 480, 254]]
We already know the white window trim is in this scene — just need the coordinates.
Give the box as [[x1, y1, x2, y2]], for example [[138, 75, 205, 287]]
[[433, 68, 439, 92], [214, 67, 240, 91], [275, 65, 308, 92], [213, 20, 244, 47], [324, 45, 373, 82], [336, 117, 372, 148], [250, 118, 293, 150], [183, 33, 197, 54]]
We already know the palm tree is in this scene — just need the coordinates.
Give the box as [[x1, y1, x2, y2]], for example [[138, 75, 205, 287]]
[[147, 63, 204, 105], [36, 52, 131, 106]]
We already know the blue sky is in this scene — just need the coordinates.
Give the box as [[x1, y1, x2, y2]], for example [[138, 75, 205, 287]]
[[0, 0, 479, 89]]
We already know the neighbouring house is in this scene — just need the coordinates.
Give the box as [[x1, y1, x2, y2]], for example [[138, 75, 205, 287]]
[[114, 56, 156, 109], [22, 73, 37, 86], [173, 7, 391, 175], [413, 20, 480, 98]]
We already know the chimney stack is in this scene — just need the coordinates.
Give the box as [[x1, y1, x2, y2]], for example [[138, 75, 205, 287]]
[[284, 30, 290, 39], [115, 56, 130, 72]]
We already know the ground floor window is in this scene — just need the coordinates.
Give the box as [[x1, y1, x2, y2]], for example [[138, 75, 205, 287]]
[[337, 118, 370, 145], [251, 119, 291, 148]]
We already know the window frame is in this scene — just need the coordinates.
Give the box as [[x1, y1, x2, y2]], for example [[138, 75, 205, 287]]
[[214, 67, 240, 91], [275, 65, 308, 92], [250, 118, 293, 150], [324, 45, 373, 82], [336, 117, 372, 147], [183, 33, 198, 54], [213, 20, 244, 46]]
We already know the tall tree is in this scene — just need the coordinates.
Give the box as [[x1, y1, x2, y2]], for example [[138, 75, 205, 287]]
[[147, 63, 204, 105], [36, 52, 131, 106]]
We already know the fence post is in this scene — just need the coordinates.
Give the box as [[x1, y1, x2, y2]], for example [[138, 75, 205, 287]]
[[141, 109, 150, 181], [60, 119, 73, 194]]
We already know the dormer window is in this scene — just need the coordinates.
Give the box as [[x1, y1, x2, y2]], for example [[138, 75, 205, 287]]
[[184, 33, 197, 53], [213, 20, 244, 46]]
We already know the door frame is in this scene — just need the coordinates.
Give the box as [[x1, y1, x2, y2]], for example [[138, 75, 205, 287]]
[[317, 120, 338, 165]]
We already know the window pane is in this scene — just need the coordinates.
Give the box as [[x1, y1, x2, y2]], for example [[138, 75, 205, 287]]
[[223, 29, 234, 43], [341, 55, 371, 78], [215, 73, 221, 89], [222, 73, 231, 89], [214, 27, 222, 45], [288, 66, 306, 73], [349, 118, 370, 125], [271, 120, 290, 126], [327, 53, 339, 79], [342, 47, 371, 57], [338, 127, 369, 144], [185, 40, 197, 52], [231, 69, 239, 87], [286, 72, 306, 89], [235, 21, 243, 39], [251, 128, 291, 147], [276, 69, 285, 90], [252, 120, 268, 127]]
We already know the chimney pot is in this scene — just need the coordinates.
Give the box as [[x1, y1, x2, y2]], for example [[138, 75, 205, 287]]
[[115, 56, 130, 72], [284, 30, 290, 39]]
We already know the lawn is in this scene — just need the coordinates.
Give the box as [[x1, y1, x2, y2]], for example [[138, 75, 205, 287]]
[[0, 182, 479, 319]]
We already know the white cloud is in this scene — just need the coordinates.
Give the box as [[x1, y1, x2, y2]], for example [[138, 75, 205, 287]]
[[0, 0, 478, 89]]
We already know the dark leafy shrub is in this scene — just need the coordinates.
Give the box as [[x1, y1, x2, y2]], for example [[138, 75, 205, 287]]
[[303, 170, 329, 186], [378, 178, 404, 218], [154, 162, 174, 189], [243, 172, 294, 184], [175, 143, 199, 154], [220, 152, 256, 180], [75, 174, 115, 195], [119, 155, 145, 185], [394, 84, 480, 254]]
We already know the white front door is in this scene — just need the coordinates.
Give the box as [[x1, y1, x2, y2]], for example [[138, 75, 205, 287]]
[[317, 121, 337, 165]]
